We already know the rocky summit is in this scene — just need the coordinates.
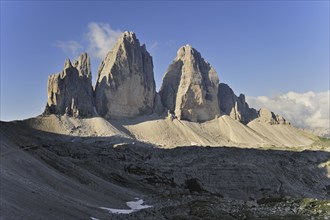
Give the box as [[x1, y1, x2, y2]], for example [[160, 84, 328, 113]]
[[95, 31, 156, 119], [218, 83, 258, 124], [159, 45, 220, 122], [256, 107, 289, 125], [44, 53, 94, 117]]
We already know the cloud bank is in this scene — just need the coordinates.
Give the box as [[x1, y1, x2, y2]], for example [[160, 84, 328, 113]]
[[55, 22, 122, 60], [247, 91, 330, 129]]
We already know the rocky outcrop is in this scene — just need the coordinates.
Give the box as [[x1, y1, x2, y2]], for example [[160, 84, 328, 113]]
[[44, 53, 94, 117], [218, 83, 288, 125], [159, 45, 220, 122], [218, 83, 258, 124], [256, 108, 289, 125], [95, 31, 156, 119]]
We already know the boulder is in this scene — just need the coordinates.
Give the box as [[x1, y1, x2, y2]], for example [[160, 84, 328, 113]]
[[159, 45, 220, 122], [44, 53, 94, 117], [218, 83, 258, 124], [95, 31, 156, 119]]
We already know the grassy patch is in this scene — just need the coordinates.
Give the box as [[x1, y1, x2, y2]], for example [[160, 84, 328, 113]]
[[299, 198, 330, 216]]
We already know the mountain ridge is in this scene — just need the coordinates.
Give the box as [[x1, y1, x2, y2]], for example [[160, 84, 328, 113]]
[[44, 31, 288, 126], [37, 31, 322, 148]]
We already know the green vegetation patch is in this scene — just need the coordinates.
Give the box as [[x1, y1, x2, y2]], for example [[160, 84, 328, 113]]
[[298, 198, 330, 217]]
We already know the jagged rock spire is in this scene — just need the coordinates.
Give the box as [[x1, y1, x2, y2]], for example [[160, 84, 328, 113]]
[[44, 52, 94, 117]]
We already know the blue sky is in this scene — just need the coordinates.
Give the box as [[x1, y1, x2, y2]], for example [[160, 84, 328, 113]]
[[1, 1, 329, 123]]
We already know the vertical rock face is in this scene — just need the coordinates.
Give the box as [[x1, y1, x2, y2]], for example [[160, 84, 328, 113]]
[[159, 45, 220, 122], [154, 93, 164, 115], [218, 83, 258, 124], [44, 53, 94, 117], [95, 31, 156, 119]]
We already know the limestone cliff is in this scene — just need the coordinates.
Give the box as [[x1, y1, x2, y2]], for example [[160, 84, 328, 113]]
[[94, 31, 156, 119], [44, 53, 94, 117], [159, 45, 220, 122]]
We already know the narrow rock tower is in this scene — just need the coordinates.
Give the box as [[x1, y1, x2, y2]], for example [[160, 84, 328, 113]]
[[159, 45, 220, 122], [95, 31, 156, 119], [44, 52, 94, 117]]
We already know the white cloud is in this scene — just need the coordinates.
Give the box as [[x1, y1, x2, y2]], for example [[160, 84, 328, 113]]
[[55, 40, 83, 57], [87, 22, 122, 59], [148, 41, 159, 52], [55, 22, 122, 60], [246, 91, 330, 129]]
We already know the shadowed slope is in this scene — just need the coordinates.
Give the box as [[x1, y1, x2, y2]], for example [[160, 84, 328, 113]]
[[1, 121, 329, 219]]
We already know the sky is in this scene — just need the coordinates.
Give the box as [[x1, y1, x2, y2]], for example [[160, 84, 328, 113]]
[[1, 1, 329, 129]]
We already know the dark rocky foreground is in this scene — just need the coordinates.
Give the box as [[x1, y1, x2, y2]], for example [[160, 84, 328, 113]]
[[1, 121, 330, 220]]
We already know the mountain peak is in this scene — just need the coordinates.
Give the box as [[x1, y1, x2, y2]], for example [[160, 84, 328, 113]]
[[160, 45, 220, 122], [73, 52, 91, 79], [64, 59, 72, 69], [44, 52, 94, 117], [119, 31, 138, 44], [122, 31, 135, 37], [95, 31, 156, 119], [176, 44, 201, 60]]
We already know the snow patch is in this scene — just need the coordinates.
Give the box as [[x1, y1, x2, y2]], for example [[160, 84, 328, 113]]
[[90, 217, 100, 220], [99, 199, 152, 215], [99, 207, 134, 214], [127, 199, 152, 210]]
